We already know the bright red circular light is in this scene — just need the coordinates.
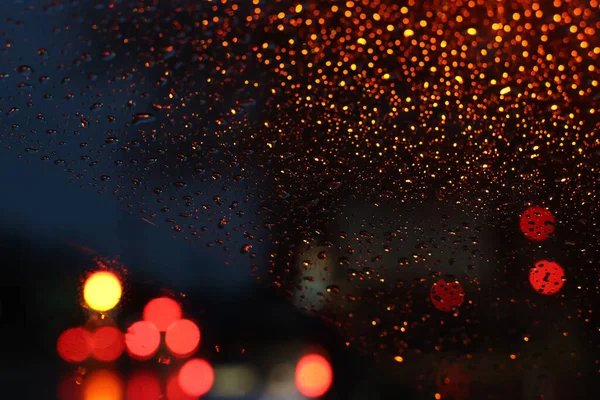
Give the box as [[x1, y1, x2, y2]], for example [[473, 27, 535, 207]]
[[178, 358, 214, 397], [91, 326, 125, 362], [126, 370, 162, 400], [165, 319, 200, 358], [295, 354, 333, 398], [166, 373, 196, 400], [529, 260, 565, 295], [519, 206, 555, 241], [143, 297, 182, 332], [430, 278, 465, 312], [125, 321, 161, 360], [57, 327, 92, 363]]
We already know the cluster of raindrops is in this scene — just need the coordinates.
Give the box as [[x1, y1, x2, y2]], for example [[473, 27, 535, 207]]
[[1, 1, 599, 235], [1, 0, 600, 390]]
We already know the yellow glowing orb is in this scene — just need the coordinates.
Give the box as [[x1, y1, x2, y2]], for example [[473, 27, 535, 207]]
[[83, 271, 122, 312]]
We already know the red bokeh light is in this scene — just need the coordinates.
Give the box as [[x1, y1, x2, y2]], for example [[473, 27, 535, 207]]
[[143, 297, 182, 332], [529, 260, 565, 295], [91, 326, 125, 362], [57, 327, 92, 364], [125, 321, 161, 360], [295, 354, 333, 398], [165, 319, 200, 358], [178, 358, 214, 397], [126, 370, 162, 400], [430, 279, 465, 312], [166, 372, 196, 400], [519, 206, 555, 241]]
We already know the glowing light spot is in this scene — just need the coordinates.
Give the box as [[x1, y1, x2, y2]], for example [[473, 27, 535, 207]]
[[127, 370, 162, 400], [295, 354, 333, 398], [394, 356, 404, 363], [519, 206, 555, 241], [404, 29, 414, 38], [91, 326, 125, 362], [125, 321, 161, 360], [166, 319, 201, 358], [143, 297, 182, 332], [84, 370, 124, 400], [500, 86, 511, 95], [178, 359, 215, 397], [57, 327, 92, 363], [83, 271, 122, 312], [529, 260, 565, 295], [430, 279, 465, 312], [467, 28, 477, 35], [212, 365, 259, 397], [166, 373, 196, 400]]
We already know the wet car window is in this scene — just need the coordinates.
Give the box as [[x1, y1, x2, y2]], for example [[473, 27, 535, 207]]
[[1, 0, 599, 399]]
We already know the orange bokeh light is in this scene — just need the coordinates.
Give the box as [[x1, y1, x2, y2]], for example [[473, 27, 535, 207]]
[[143, 297, 182, 332], [529, 260, 565, 295], [125, 321, 161, 360], [83, 369, 124, 400], [178, 358, 214, 397], [295, 354, 333, 398], [519, 206, 555, 241], [91, 326, 125, 362], [57, 327, 92, 364], [127, 370, 162, 400], [165, 319, 200, 358]]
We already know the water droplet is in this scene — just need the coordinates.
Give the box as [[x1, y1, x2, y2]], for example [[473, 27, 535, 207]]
[[131, 113, 156, 125], [17, 65, 34, 76], [101, 50, 116, 61]]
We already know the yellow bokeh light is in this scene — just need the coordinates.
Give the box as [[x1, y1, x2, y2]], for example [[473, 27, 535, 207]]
[[83, 271, 122, 312]]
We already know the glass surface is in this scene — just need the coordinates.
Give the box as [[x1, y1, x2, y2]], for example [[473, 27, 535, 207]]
[[1, 1, 599, 399]]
